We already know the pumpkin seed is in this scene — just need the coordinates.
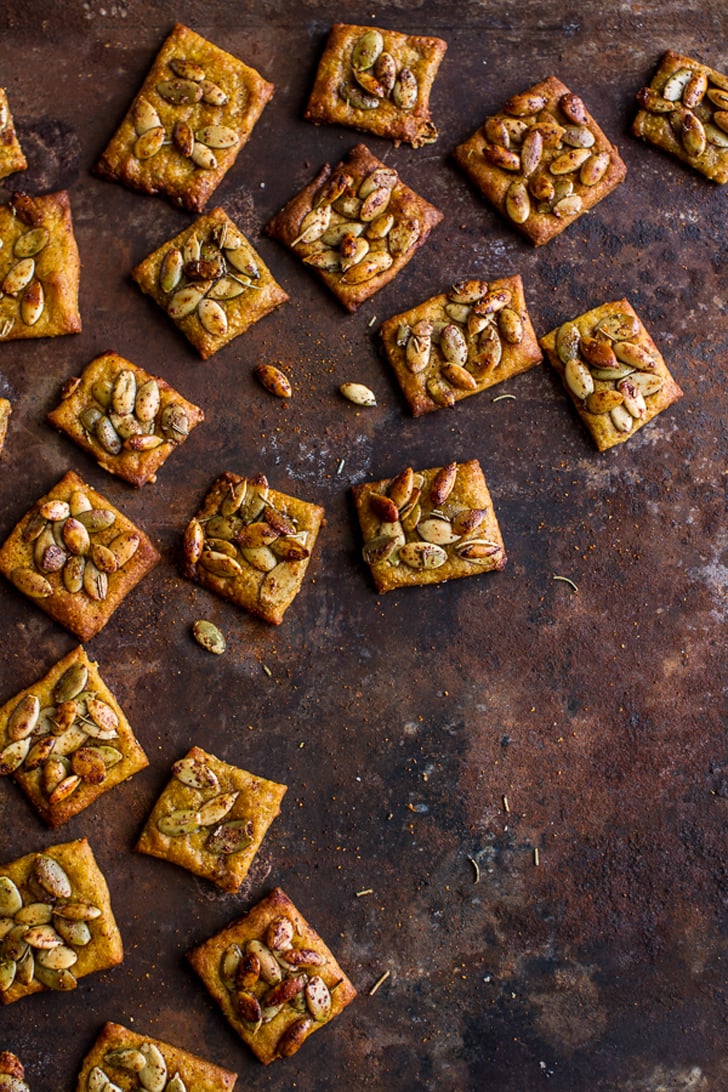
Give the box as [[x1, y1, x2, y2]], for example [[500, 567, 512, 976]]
[[206, 819, 253, 855], [564, 358, 594, 400], [351, 30, 384, 72], [7, 694, 40, 741], [387, 217, 420, 255], [0, 959, 17, 993], [157, 809, 202, 836], [613, 341, 658, 371], [398, 541, 448, 570], [134, 126, 165, 160], [628, 371, 663, 397], [505, 180, 530, 223], [585, 389, 624, 414], [277, 1018, 313, 1057], [662, 67, 692, 101], [195, 125, 238, 149], [393, 68, 418, 110], [610, 404, 634, 433], [200, 79, 228, 106], [54, 917, 91, 947], [0, 878, 22, 917], [255, 363, 292, 398], [132, 97, 161, 134], [191, 619, 227, 656], [617, 376, 647, 419], [306, 975, 333, 1021], [340, 251, 393, 284], [138, 1042, 167, 1092], [504, 90, 548, 116], [681, 111, 706, 157], [168, 283, 208, 319], [340, 381, 376, 406], [197, 299, 225, 336], [34, 854, 71, 899], [2, 258, 35, 296], [190, 142, 217, 170], [292, 205, 332, 247], [156, 78, 202, 105], [14, 227, 49, 258], [10, 567, 52, 598]]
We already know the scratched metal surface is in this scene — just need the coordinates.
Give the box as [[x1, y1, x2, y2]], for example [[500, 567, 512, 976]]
[[0, 1, 726, 1089]]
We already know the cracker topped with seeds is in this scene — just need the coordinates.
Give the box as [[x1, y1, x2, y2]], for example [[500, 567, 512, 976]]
[[48, 351, 205, 487], [454, 76, 626, 245], [0, 190, 81, 342], [380, 275, 542, 415], [187, 887, 357, 1065], [353, 459, 506, 593], [95, 22, 274, 212], [633, 50, 728, 183], [539, 298, 683, 451], [0, 645, 148, 827], [132, 207, 288, 359], [136, 745, 287, 893], [265, 143, 443, 312], [304, 23, 447, 148], [183, 471, 324, 625], [0, 89, 27, 181], [0, 838, 122, 1005], [0, 469, 160, 640], [76, 1021, 238, 1091]]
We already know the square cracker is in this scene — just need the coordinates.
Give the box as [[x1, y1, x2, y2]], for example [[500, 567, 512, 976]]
[[539, 298, 683, 451], [0, 191, 81, 342], [182, 471, 324, 625], [48, 351, 204, 487], [265, 143, 443, 312], [131, 207, 288, 359], [353, 459, 506, 593], [0, 89, 27, 181], [0, 644, 148, 827], [380, 275, 542, 415], [304, 23, 447, 148], [632, 50, 728, 183], [187, 887, 357, 1065], [0, 469, 160, 640], [95, 22, 274, 212], [454, 75, 626, 245], [136, 745, 286, 893], [75, 1021, 238, 1091], [0, 838, 122, 1005]]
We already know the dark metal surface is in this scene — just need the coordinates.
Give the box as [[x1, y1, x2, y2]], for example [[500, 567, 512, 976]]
[[1, 2, 726, 1088]]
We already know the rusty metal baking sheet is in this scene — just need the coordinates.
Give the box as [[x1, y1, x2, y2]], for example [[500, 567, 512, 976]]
[[1, 1, 726, 1088]]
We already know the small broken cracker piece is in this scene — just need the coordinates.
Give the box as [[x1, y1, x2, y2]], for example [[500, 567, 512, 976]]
[[187, 887, 356, 1064], [47, 351, 204, 486], [304, 23, 447, 149], [136, 745, 286, 892], [266, 143, 442, 312], [94, 22, 274, 211], [132, 207, 288, 359], [454, 75, 626, 245], [539, 297, 683, 451]]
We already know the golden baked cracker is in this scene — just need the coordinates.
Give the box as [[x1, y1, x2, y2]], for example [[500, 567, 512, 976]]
[[0, 838, 122, 1005], [305, 23, 447, 148], [0, 191, 81, 341], [132, 207, 288, 359], [266, 143, 442, 313], [454, 76, 626, 245], [380, 275, 542, 416], [75, 1021, 238, 1091], [539, 298, 683, 451], [188, 887, 357, 1065], [0, 470, 160, 640], [0, 645, 148, 827], [353, 459, 506, 593], [48, 351, 204, 487], [182, 471, 324, 625], [95, 22, 274, 212]]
